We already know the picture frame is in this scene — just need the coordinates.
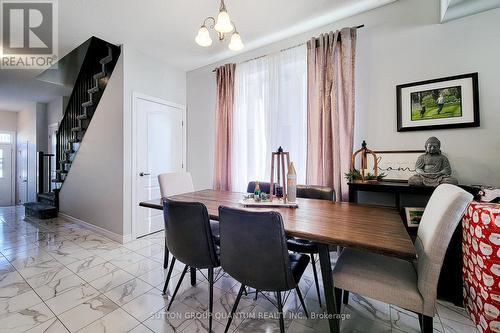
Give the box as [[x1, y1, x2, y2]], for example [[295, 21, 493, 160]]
[[405, 207, 425, 227], [396, 73, 479, 132], [367, 150, 425, 182]]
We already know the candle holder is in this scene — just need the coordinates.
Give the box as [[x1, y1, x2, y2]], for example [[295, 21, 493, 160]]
[[270, 146, 290, 203]]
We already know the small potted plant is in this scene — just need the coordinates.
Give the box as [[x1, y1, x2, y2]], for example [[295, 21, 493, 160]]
[[345, 169, 386, 183]]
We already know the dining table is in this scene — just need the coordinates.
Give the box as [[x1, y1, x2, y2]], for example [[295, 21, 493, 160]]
[[139, 189, 417, 333]]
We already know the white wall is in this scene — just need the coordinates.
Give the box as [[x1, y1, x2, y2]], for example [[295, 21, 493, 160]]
[[0, 111, 17, 131], [186, 0, 500, 189], [60, 54, 125, 238], [46, 96, 68, 127], [122, 44, 187, 239]]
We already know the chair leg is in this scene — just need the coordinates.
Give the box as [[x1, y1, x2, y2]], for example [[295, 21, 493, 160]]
[[225, 284, 246, 333], [167, 264, 188, 311], [208, 268, 214, 333], [254, 289, 258, 301], [190, 267, 197, 286], [276, 292, 285, 333], [334, 287, 342, 312], [162, 257, 176, 295], [343, 290, 349, 305], [418, 314, 433, 333], [163, 240, 169, 269], [295, 286, 309, 319], [310, 253, 322, 307]]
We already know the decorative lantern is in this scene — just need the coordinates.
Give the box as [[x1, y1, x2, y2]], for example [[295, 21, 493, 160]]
[[351, 141, 378, 182], [270, 146, 290, 202]]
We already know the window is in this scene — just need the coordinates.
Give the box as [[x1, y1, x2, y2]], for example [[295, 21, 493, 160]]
[[0, 133, 11, 143], [231, 45, 307, 192], [0, 149, 3, 178]]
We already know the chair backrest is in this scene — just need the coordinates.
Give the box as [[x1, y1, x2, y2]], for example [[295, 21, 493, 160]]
[[297, 185, 335, 201], [247, 182, 335, 201], [415, 184, 472, 315], [246, 181, 276, 194], [218, 206, 296, 291], [158, 172, 195, 198], [163, 199, 219, 269]]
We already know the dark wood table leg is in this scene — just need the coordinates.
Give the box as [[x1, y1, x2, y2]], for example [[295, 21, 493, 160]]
[[190, 267, 197, 286], [348, 187, 357, 203], [318, 243, 339, 333]]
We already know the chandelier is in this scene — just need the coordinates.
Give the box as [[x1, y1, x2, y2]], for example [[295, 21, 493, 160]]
[[195, 0, 244, 51]]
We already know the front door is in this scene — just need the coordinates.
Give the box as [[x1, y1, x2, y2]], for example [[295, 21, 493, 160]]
[[0, 143, 14, 206], [134, 96, 185, 238], [17, 141, 28, 204]]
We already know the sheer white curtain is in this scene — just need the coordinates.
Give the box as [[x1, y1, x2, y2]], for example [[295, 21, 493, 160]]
[[232, 45, 307, 192]]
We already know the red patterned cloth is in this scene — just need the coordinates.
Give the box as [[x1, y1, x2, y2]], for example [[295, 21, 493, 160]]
[[463, 202, 500, 333]]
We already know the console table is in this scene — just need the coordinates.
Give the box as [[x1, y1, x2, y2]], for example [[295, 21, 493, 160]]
[[348, 181, 434, 211]]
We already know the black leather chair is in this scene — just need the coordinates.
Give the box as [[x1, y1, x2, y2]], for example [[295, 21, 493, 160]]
[[247, 182, 335, 307], [162, 199, 220, 333], [219, 206, 310, 333]]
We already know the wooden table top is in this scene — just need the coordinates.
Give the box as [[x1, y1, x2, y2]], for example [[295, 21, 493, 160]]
[[140, 189, 417, 260]]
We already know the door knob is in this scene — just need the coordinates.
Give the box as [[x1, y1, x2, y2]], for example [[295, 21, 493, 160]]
[[139, 172, 151, 177]]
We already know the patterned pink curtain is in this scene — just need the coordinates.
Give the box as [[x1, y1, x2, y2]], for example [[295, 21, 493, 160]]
[[213, 63, 236, 191], [306, 28, 356, 201]]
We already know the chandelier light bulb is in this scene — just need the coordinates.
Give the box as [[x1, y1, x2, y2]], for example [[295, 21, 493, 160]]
[[214, 10, 234, 33], [228, 32, 244, 51], [195, 26, 212, 47]]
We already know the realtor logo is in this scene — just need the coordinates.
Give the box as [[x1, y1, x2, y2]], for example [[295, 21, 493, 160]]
[[1, 0, 58, 69]]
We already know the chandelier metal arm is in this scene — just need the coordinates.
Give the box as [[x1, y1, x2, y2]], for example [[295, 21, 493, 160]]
[[202, 16, 216, 29]]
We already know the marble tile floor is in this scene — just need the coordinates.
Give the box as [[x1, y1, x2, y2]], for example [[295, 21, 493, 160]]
[[0, 206, 478, 333]]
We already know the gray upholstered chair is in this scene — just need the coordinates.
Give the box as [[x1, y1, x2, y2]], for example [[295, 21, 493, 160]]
[[332, 184, 473, 333], [158, 172, 220, 269]]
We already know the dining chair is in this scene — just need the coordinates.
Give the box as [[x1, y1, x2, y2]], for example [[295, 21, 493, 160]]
[[247, 181, 335, 307], [218, 206, 310, 333], [332, 184, 473, 333], [158, 172, 220, 269], [162, 198, 220, 333]]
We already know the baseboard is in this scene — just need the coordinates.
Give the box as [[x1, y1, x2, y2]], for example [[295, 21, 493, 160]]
[[59, 213, 131, 244]]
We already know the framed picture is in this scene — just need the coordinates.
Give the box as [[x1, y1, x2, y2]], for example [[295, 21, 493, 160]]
[[373, 150, 425, 181], [405, 207, 425, 227], [397, 73, 479, 132]]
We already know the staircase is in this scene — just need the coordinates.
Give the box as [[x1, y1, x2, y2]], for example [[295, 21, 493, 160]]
[[25, 37, 121, 219]]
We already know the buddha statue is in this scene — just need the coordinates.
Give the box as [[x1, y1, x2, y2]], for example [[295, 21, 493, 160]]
[[408, 137, 458, 187]]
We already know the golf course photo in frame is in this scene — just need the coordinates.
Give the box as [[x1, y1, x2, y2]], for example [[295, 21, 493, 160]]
[[397, 73, 479, 131]]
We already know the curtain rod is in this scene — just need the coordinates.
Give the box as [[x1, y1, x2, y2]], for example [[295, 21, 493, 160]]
[[212, 24, 364, 73]]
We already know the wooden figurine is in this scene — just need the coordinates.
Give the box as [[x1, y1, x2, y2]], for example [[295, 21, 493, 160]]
[[270, 146, 290, 203], [351, 141, 378, 182]]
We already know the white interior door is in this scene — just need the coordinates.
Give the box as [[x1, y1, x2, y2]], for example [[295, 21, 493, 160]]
[[0, 144, 14, 206], [134, 95, 185, 238]]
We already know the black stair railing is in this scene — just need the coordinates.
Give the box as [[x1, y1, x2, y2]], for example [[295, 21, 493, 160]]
[[50, 37, 120, 206]]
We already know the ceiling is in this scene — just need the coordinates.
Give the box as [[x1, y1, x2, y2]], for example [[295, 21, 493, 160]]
[[1, 0, 396, 111], [441, 0, 500, 22]]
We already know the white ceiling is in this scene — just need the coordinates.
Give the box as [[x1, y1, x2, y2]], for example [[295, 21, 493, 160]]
[[2, 0, 395, 111], [441, 0, 500, 22]]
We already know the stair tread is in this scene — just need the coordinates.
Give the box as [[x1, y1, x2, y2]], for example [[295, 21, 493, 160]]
[[82, 100, 93, 107], [71, 127, 83, 132], [68, 138, 79, 143], [51, 179, 63, 183], [94, 72, 106, 80], [38, 193, 55, 200], [76, 114, 88, 120], [88, 86, 99, 94], [56, 169, 68, 174], [100, 55, 112, 65], [24, 202, 57, 210]]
